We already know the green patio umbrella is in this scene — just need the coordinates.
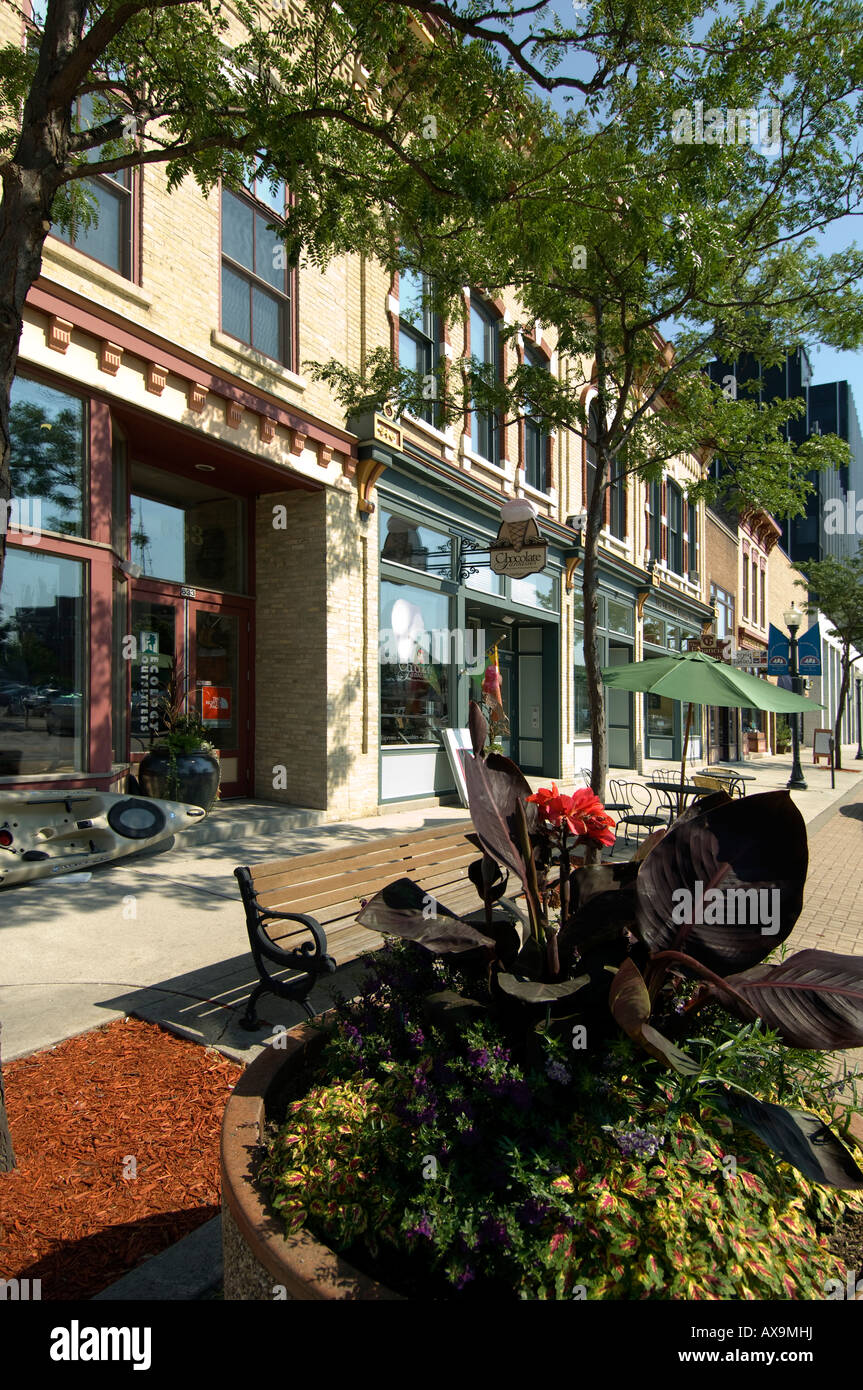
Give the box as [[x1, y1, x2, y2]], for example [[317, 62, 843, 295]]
[[600, 648, 823, 787]]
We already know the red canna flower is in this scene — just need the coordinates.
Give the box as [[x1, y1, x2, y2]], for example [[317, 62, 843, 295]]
[[527, 783, 616, 847]]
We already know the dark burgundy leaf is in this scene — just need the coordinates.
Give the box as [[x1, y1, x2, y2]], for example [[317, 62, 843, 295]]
[[558, 863, 638, 966], [356, 878, 495, 953], [496, 972, 590, 1003], [635, 791, 807, 976], [463, 748, 534, 892], [468, 700, 489, 758], [714, 1091, 863, 1189], [608, 959, 699, 1074], [706, 949, 863, 1050], [467, 854, 509, 904]]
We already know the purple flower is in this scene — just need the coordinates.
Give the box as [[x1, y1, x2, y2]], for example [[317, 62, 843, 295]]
[[454, 1265, 475, 1291], [607, 1125, 664, 1160], [546, 1060, 571, 1085], [478, 1216, 510, 1247], [406, 1214, 433, 1241], [517, 1198, 550, 1227], [342, 1024, 362, 1045], [467, 1047, 491, 1069], [408, 1028, 425, 1047]]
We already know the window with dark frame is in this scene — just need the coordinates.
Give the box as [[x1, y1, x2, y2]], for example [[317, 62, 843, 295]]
[[608, 446, 626, 539], [742, 555, 749, 617], [399, 268, 441, 428], [52, 95, 133, 279], [221, 175, 292, 365], [667, 482, 683, 574], [523, 343, 548, 492], [711, 582, 735, 638], [648, 478, 662, 561], [470, 298, 500, 464], [760, 568, 766, 629], [688, 498, 698, 573]]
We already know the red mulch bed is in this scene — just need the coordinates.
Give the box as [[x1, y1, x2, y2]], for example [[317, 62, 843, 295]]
[[0, 1017, 242, 1299]]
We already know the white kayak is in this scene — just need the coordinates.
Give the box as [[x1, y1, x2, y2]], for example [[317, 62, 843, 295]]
[[0, 791, 207, 889]]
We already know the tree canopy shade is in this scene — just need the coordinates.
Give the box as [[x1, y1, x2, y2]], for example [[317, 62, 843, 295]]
[[794, 545, 863, 770]]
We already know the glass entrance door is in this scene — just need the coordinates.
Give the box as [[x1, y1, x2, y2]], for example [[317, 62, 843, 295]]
[[128, 582, 251, 796]]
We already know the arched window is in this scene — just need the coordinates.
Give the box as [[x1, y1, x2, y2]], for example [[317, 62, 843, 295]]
[[470, 298, 500, 464]]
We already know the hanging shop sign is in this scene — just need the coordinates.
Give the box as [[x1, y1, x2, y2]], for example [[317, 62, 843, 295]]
[[797, 622, 822, 676], [686, 635, 732, 661], [767, 624, 791, 675], [489, 509, 548, 577]]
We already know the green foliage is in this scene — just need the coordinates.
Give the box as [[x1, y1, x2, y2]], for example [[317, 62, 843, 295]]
[[259, 940, 861, 1300]]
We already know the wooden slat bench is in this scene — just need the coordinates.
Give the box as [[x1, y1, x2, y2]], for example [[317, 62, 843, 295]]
[[235, 820, 485, 1029]]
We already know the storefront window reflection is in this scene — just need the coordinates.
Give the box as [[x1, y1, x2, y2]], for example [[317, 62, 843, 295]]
[[0, 550, 86, 774], [380, 581, 450, 744], [9, 375, 86, 538], [380, 510, 451, 576], [130, 465, 246, 593]]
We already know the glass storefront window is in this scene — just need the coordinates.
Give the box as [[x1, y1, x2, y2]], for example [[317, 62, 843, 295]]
[[129, 463, 246, 593], [511, 571, 557, 611], [608, 599, 634, 636], [9, 375, 87, 537], [0, 549, 86, 774], [464, 564, 502, 596], [380, 581, 450, 744], [380, 510, 451, 576], [647, 693, 674, 738], [130, 601, 175, 742], [644, 616, 665, 647]]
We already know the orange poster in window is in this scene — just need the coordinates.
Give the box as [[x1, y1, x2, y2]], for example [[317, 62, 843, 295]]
[[201, 685, 232, 725]]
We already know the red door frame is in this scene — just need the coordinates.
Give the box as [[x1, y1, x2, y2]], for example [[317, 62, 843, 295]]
[[129, 576, 254, 797]]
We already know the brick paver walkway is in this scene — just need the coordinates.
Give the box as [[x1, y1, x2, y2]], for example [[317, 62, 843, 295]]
[[791, 795, 863, 1092], [795, 801, 863, 957]]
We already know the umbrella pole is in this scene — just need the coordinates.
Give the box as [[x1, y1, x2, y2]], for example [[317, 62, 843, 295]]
[[680, 701, 693, 789]]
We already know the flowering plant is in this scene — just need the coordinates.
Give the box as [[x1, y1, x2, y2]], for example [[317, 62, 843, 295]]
[[354, 698, 863, 1188]]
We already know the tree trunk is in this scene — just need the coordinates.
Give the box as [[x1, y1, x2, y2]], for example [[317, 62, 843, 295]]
[[834, 641, 852, 772], [0, 1023, 15, 1171], [583, 315, 612, 863]]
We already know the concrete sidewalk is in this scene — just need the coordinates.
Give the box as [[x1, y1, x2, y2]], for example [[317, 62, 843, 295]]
[[1, 749, 861, 1068]]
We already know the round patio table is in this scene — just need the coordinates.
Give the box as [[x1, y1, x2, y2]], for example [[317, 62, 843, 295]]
[[645, 780, 709, 824], [696, 769, 757, 798]]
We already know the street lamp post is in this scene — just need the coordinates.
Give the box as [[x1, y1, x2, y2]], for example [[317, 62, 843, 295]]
[[784, 604, 807, 791], [856, 676, 862, 760]]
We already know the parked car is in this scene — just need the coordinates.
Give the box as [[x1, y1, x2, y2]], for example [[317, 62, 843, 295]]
[[46, 693, 82, 737]]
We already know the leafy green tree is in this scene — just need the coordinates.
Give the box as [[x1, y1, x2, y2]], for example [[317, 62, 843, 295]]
[[318, 0, 863, 824], [794, 545, 863, 770]]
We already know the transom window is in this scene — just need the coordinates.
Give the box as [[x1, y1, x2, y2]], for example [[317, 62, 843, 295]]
[[221, 176, 291, 365]]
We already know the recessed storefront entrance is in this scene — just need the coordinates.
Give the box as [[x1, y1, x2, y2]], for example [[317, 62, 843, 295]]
[[128, 582, 252, 796]]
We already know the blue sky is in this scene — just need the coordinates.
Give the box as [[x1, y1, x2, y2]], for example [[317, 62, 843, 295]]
[[509, 1, 863, 410]]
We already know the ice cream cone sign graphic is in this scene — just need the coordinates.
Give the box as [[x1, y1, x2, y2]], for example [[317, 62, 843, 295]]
[[490, 498, 547, 576]]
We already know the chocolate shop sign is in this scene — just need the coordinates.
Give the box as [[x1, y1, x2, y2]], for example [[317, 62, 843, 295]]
[[489, 512, 548, 577]]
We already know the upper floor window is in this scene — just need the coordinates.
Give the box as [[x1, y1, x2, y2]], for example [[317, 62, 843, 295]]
[[647, 478, 662, 562], [688, 498, 698, 573], [523, 343, 548, 492], [608, 446, 626, 540], [221, 175, 291, 365], [742, 554, 750, 617], [52, 95, 133, 278], [667, 482, 683, 574], [752, 557, 760, 625], [469, 298, 500, 464], [711, 583, 735, 638], [760, 568, 766, 629], [399, 269, 440, 428]]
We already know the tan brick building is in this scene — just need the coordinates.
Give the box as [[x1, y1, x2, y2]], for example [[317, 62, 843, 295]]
[[0, 0, 712, 816]]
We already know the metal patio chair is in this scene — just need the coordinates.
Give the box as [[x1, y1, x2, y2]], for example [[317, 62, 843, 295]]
[[611, 779, 666, 848]]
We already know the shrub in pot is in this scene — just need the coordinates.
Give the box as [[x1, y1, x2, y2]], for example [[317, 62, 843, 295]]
[[138, 666, 220, 810], [254, 702, 863, 1298]]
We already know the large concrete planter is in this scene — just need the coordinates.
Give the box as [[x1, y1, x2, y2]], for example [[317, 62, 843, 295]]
[[220, 1015, 400, 1300]]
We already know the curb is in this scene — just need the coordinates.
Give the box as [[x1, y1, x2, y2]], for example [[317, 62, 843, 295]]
[[90, 1214, 222, 1301]]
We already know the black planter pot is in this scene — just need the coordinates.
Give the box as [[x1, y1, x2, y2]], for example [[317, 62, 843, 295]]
[[138, 746, 220, 811]]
